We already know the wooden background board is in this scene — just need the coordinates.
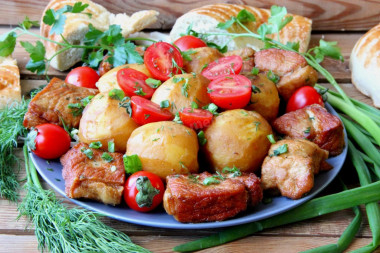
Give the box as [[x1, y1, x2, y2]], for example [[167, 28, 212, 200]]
[[1, 0, 380, 31]]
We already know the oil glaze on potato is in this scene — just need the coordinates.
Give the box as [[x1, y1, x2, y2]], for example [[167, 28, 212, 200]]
[[126, 121, 199, 179], [183, 47, 223, 74], [96, 63, 152, 93], [245, 73, 280, 123], [151, 74, 210, 114], [78, 93, 139, 153], [204, 109, 273, 172]]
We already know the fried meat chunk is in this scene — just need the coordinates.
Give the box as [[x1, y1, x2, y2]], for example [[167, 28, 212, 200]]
[[273, 104, 345, 156], [261, 139, 330, 199], [224, 47, 255, 75], [23, 78, 98, 129], [254, 48, 318, 100], [61, 143, 125, 205], [163, 171, 262, 223]]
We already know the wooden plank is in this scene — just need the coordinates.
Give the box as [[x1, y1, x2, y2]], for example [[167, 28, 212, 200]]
[[1, 0, 380, 31], [3, 26, 362, 81]]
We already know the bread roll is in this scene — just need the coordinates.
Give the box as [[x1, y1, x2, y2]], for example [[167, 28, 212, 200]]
[[350, 24, 380, 107], [170, 4, 312, 53], [40, 0, 159, 71], [0, 56, 21, 108]]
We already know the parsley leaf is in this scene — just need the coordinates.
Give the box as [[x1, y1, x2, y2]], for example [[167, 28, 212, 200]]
[[286, 41, 300, 52], [257, 5, 293, 39], [217, 17, 237, 30], [20, 16, 39, 30], [270, 144, 288, 157], [237, 9, 256, 23], [310, 40, 344, 63], [181, 49, 196, 61], [20, 41, 45, 62], [88, 50, 104, 68], [206, 42, 228, 53], [0, 32, 17, 57]]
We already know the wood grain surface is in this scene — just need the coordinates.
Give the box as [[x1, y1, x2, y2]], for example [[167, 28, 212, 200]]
[[1, 0, 380, 31]]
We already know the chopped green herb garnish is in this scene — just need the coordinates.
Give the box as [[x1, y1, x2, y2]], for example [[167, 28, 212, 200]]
[[152, 138, 160, 142], [108, 141, 115, 153], [207, 87, 214, 93], [252, 84, 261, 93], [144, 114, 150, 119], [81, 148, 93, 159], [267, 70, 280, 84], [181, 49, 196, 61], [222, 166, 242, 177], [267, 134, 276, 144], [123, 154, 142, 174], [191, 101, 198, 109], [119, 96, 132, 117], [101, 152, 114, 163], [203, 177, 220, 186], [134, 87, 146, 96], [253, 121, 261, 131], [146, 78, 162, 88], [251, 67, 259, 75], [203, 103, 219, 115], [89, 141, 102, 149], [160, 100, 170, 108], [197, 131, 207, 146], [108, 89, 125, 101], [81, 95, 94, 107], [304, 127, 311, 134], [179, 161, 187, 169], [270, 144, 288, 157], [188, 174, 199, 183], [173, 112, 183, 124]]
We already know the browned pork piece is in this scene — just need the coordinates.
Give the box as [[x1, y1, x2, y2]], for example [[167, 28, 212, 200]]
[[224, 47, 255, 75], [254, 48, 318, 100], [261, 139, 331, 200], [183, 47, 223, 74], [273, 104, 345, 156], [23, 78, 98, 129], [163, 171, 262, 223], [61, 143, 125, 205]]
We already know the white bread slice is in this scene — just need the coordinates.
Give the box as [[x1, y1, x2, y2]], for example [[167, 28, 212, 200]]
[[40, 0, 159, 71], [0, 56, 21, 108], [350, 24, 380, 107], [170, 4, 312, 53]]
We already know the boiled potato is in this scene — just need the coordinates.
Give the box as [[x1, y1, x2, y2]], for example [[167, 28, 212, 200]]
[[78, 93, 138, 153], [245, 73, 280, 122], [151, 73, 210, 114], [183, 47, 223, 74], [96, 63, 152, 93], [203, 109, 273, 172], [126, 121, 199, 179]]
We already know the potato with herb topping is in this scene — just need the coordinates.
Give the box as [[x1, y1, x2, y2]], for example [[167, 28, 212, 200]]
[[126, 121, 199, 179], [151, 73, 210, 114], [78, 93, 138, 153], [245, 73, 280, 123], [96, 63, 152, 93], [203, 109, 273, 173]]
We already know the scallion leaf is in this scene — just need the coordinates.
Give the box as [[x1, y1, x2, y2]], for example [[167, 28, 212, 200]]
[[123, 154, 142, 174]]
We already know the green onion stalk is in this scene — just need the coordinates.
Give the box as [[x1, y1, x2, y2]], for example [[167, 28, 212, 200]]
[[19, 145, 151, 253]]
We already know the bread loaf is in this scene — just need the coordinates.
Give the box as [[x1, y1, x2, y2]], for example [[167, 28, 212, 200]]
[[350, 24, 380, 107], [40, 0, 159, 71], [170, 4, 312, 53], [0, 57, 21, 108]]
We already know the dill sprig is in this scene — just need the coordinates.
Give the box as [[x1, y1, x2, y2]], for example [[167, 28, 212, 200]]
[[20, 145, 151, 253], [0, 99, 29, 201]]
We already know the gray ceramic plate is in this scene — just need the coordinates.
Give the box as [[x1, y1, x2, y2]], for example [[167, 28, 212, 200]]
[[31, 103, 347, 229]]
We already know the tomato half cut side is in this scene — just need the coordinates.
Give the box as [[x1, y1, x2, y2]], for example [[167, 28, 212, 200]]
[[144, 42, 184, 81], [201, 55, 243, 80], [65, 66, 99, 89], [173, 35, 207, 51], [286, 86, 324, 113], [208, 75, 252, 109], [179, 108, 213, 130], [116, 68, 154, 99], [130, 96, 174, 125]]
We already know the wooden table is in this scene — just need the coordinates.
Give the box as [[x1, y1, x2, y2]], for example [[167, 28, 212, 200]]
[[1, 1, 379, 252]]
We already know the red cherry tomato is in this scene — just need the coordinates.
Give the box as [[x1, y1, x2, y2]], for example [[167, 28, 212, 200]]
[[124, 171, 165, 212], [65, 66, 99, 89], [207, 75, 252, 110], [29, 124, 71, 159], [144, 42, 183, 81], [286, 86, 324, 112], [179, 108, 213, 130], [116, 68, 155, 99], [201, 55, 243, 80], [173, 35, 207, 51], [130, 96, 174, 125]]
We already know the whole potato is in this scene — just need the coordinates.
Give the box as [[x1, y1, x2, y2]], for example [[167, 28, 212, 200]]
[[245, 73, 280, 122], [203, 109, 273, 172], [183, 47, 223, 74], [96, 63, 152, 93], [151, 74, 210, 114], [126, 121, 199, 179], [78, 93, 139, 153]]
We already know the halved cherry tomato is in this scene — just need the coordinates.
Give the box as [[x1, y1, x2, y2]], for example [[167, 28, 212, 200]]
[[173, 35, 207, 51], [208, 75, 252, 109], [116, 68, 154, 99], [130, 96, 174, 125], [144, 42, 183, 81], [179, 108, 213, 130], [201, 55, 243, 80], [286, 86, 324, 112], [65, 66, 99, 89], [27, 124, 71, 159], [124, 171, 165, 212]]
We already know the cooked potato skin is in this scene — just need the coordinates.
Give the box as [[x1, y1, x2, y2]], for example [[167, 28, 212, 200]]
[[151, 74, 210, 114], [96, 63, 152, 93], [245, 73, 280, 122], [126, 121, 199, 179], [78, 93, 139, 153], [203, 109, 273, 173], [183, 47, 223, 74]]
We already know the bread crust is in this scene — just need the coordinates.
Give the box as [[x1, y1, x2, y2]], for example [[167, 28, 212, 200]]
[[170, 4, 312, 53], [0, 56, 20, 108]]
